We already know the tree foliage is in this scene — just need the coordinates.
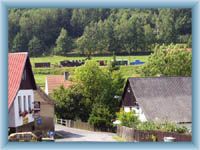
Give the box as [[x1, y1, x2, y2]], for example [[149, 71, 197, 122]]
[[9, 8, 192, 56], [51, 85, 83, 120], [54, 28, 72, 55], [88, 103, 113, 130], [52, 60, 125, 127], [139, 44, 192, 76], [28, 36, 44, 57]]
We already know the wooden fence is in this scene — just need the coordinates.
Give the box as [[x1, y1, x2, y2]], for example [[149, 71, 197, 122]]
[[56, 118, 97, 131], [117, 126, 192, 142], [56, 118, 116, 132]]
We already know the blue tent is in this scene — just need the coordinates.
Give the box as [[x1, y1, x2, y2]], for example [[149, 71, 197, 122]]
[[130, 60, 145, 65]]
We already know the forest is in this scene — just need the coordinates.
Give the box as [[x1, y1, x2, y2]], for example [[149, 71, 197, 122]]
[[9, 8, 192, 57]]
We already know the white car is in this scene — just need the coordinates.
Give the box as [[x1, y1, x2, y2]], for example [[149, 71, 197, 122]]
[[8, 132, 38, 142]]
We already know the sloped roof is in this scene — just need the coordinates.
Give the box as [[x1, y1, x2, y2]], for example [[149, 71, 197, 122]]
[[128, 77, 192, 123], [8, 52, 27, 109], [35, 86, 54, 105], [46, 75, 73, 94]]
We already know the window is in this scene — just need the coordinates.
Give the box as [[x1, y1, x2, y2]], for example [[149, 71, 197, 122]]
[[23, 96, 27, 112], [28, 95, 31, 112], [18, 96, 22, 114]]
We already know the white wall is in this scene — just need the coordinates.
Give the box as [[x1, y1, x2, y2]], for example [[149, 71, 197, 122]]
[[45, 78, 48, 95], [123, 106, 147, 122], [9, 90, 34, 127]]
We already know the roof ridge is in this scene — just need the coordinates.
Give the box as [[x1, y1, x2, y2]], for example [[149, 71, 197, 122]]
[[8, 53, 28, 109], [9, 52, 28, 55], [129, 76, 191, 80]]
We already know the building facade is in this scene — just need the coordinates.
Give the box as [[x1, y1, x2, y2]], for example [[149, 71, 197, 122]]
[[8, 52, 37, 133], [121, 77, 192, 129]]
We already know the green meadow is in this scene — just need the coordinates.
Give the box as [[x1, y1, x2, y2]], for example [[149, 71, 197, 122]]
[[31, 55, 149, 88]]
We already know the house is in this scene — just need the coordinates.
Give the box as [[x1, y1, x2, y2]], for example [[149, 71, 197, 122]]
[[45, 72, 73, 95], [8, 52, 37, 133], [121, 77, 192, 129], [34, 86, 55, 137]]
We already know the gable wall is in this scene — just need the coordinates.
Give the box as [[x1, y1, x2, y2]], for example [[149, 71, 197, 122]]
[[20, 58, 36, 90], [9, 90, 34, 127], [122, 82, 136, 106]]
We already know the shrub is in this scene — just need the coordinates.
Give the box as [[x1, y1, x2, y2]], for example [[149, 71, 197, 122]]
[[136, 121, 189, 133], [88, 103, 113, 130], [116, 109, 140, 128]]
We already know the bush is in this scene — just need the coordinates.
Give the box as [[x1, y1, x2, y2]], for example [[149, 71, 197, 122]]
[[88, 104, 113, 130], [116, 110, 189, 134], [136, 121, 189, 133], [116, 109, 140, 128]]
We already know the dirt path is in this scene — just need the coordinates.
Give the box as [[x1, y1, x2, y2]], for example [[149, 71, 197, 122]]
[[55, 124, 117, 142]]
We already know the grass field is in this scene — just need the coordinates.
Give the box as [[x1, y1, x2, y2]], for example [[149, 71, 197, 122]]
[[30, 55, 149, 66], [31, 55, 149, 88]]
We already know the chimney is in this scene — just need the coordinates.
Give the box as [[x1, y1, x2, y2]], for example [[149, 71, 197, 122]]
[[64, 72, 69, 80]]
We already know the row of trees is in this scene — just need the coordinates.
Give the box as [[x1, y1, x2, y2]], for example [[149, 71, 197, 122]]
[[9, 8, 191, 57], [52, 61, 124, 129]]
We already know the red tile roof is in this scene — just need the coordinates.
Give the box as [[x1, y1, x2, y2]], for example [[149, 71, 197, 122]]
[[46, 75, 73, 94], [8, 52, 28, 109]]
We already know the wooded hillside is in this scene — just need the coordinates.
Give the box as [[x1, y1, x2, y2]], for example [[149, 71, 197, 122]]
[[9, 8, 191, 57]]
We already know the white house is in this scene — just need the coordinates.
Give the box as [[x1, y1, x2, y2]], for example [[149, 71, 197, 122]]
[[8, 52, 37, 133]]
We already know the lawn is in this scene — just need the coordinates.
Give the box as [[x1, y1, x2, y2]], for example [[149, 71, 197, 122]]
[[31, 55, 149, 88], [34, 74, 46, 89], [30, 55, 149, 66]]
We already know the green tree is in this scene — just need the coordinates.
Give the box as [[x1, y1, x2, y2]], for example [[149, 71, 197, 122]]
[[139, 44, 192, 76], [187, 35, 192, 48], [156, 9, 176, 44], [12, 32, 28, 52], [54, 28, 72, 55], [28, 36, 44, 57], [76, 22, 99, 57], [73, 60, 124, 120], [144, 24, 155, 50], [88, 103, 113, 130], [51, 85, 83, 120]]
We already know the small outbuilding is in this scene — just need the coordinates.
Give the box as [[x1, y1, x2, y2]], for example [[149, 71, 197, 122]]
[[34, 86, 55, 137]]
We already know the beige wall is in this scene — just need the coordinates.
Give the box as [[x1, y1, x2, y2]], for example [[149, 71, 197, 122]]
[[34, 91, 54, 132]]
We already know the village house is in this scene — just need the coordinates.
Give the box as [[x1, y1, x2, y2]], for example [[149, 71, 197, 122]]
[[45, 72, 73, 95], [34, 86, 55, 137], [8, 52, 37, 133], [121, 77, 192, 130]]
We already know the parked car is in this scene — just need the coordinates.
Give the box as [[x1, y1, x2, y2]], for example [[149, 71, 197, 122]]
[[8, 132, 38, 142]]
